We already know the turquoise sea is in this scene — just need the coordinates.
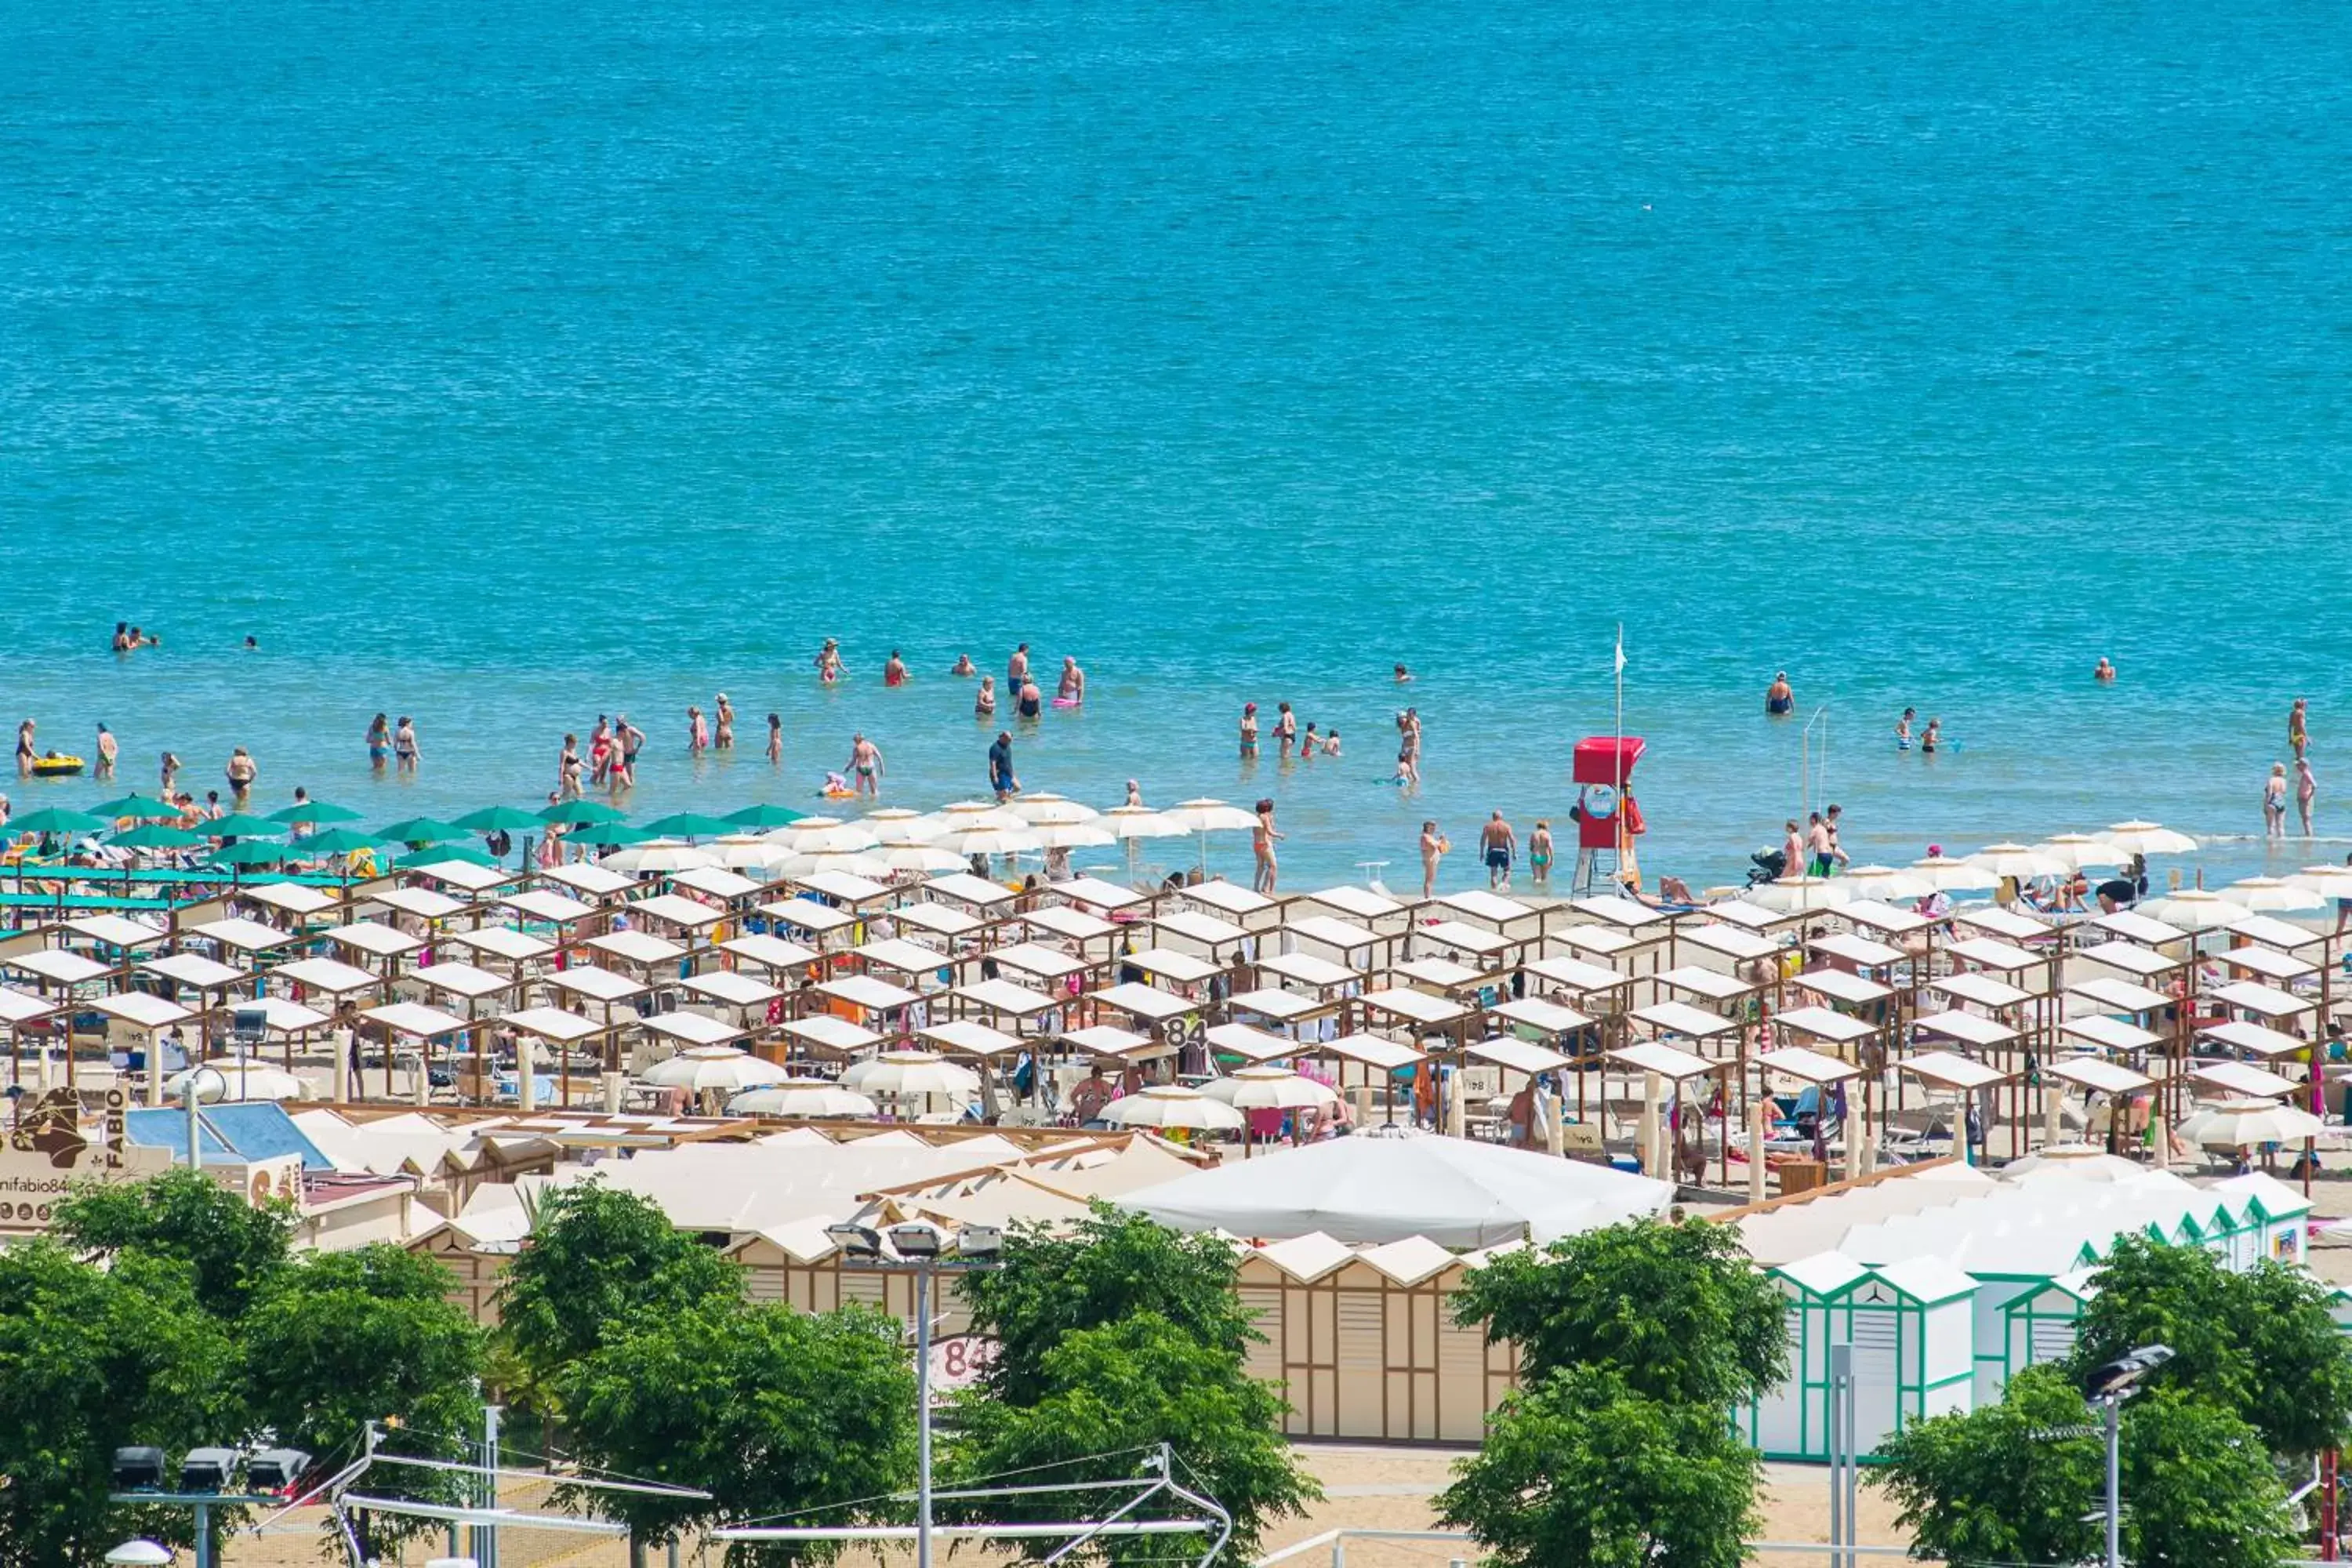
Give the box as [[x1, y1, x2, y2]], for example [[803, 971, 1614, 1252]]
[[5, 0, 2349, 889]]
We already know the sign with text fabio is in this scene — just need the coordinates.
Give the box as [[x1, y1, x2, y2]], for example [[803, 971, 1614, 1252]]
[[0, 1087, 172, 1231]]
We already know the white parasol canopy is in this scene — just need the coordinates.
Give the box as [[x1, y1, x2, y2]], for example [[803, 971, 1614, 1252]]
[[1908, 856, 1998, 892], [1160, 797, 1260, 833], [864, 808, 944, 844], [2139, 887, 2250, 932], [1101, 1084, 1247, 1132], [1024, 822, 1116, 851], [928, 825, 1043, 858], [1748, 875, 1849, 912], [877, 844, 970, 873], [166, 1057, 307, 1102], [1835, 866, 1933, 902], [712, 837, 799, 873], [1007, 793, 1101, 826], [1968, 843, 2067, 880], [606, 841, 718, 873], [1102, 805, 1187, 840], [1199, 1067, 1341, 1112], [840, 1050, 981, 1098], [2224, 877, 2325, 913], [2176, 1098, 2324, 1149], [638, 1046, 791, 1092], [2099, 821, 2198, 857], [2038, 833, 2129, 870], [727, 1078, 879, 1118]]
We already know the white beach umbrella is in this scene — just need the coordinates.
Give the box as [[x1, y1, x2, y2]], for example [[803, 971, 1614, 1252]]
[[2100, 820, 2198, 857], [2288, 866, 2352, 897], [2226, 877, 2326, 914], [713, 836, 798, 873], [1908, 856, 1998, 892], [641, 1046, 791, 1092], [728, 1078, 879, 1118], [934, 800, 1025, 831], [167, 1057, 307, 1102], [1025, 822, 1116, 851], [930, 825, 1043, 858], [2038, 833, 2128, 870], [1836, 865, 1933, 902], [1008, 793, 1100, 826], [774, 821, 879, 855], [1102, 805, 1186, 840], [2139, 887, 2251, 932], [607, 840, 718, 873], [841, 1050, 981, 1098], [1160, 797, 1260, 834], [1747, 875, 1849, 913], [1100, 1083, 1246, 1132], [865, 808, 944, 845], [1199, 1067, 1341, 1112], [2176, 1098, 2324, 1149], [782, 850, 893, 879], [877, 844, 970, 873], [1968, 842, 2067, 880]]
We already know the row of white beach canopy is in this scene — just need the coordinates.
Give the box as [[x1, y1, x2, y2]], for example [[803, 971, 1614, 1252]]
[[597, 795, 1258, 878]]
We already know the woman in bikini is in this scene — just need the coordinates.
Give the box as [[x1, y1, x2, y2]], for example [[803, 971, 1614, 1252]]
[[365, 713, 390, 772], [714, 694, 735, 750], [1529, 820, 1554, 887]]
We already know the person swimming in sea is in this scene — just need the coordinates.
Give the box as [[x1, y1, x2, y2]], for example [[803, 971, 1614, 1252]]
[[1240, 702, 1258, 757], [1017, 681, 1044, 720], [975, 677, 997, 719], [2094, 656, 2116, 683], [951, 653, 976, 677], [1765, 671, 1795, 717], [1921, 717, 1942, 754], [1896, 707, 1915, 750]]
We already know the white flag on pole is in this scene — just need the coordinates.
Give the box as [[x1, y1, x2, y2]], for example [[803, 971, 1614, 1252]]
[[1614, 628, 1626, 673]]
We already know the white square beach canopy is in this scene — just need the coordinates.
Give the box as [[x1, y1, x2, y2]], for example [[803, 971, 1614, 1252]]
[[538, 862, 633, 898], [2228, 914, 2330, 951], [1606, 1041, 1722, 1080], [372, 887, 467, 920], [1794, 968, 1893, 1005], [1632, 1000, 1738, 1040], [759, 899, 858, 936], [140, 953, 247, 989], [543, 965, 649, 1004], [1809, 933, 1905, 968], [2046, 1056, 2152, 1095], [1470, 1036, 1576, 1075], [2077, 940, 2183, 978], [2062, 1014, 2161, 1054], [329, 922, 425, 959], [1708, 899, 1802, 931], [793, 870, 892, 906], [1835, 899, 1929, 935], [2210, 980, 2314, 1021], [641, 1011, 746, 1047], [503, 1006, 605, 1044], [851, 938, 951, 976], [1911, 1011, 2016, 1049], [0, 988, 56, 1025], [891, 901, 985, 939], [1092, 982, 1196, 1022], [2201, 1020, 2310, 1059], [1323, 1033, 1427, 1072], [1657, 966, 1757, 1003], [1773, 1006, 1876, 1045], [1566, 894, 1667, 929], [1361, 987, 1472, 1028], [924, 872, 1016, 910], [92, 991, 194, 1029], [1944, 937, 2042, 974], [2069, 976, 2171, 1014], [2193, 1061, 2300, 1099], [776, 1014, 884, 1053], [1205, 1022, 1301, 1063], [1929, 972, 2031, 1010], [1951, 907, 2047, 942], [1758, 1047, 1861, 1085], [441, 925, 556, 963], [1523, 955, 1629, 996], [2092, 909, 2187, 947], [1439, 889, 1543, 927], [1021, 905, 1113, 942], [408, 859, 512, 893], [243, 881, 338, 916], [1556, 924, 1642, 958], [1056, 875, 1146, 913], [2219, 946, 2318, 982], [67, 914, 166, 949], [8, 949, 111, 985], [1258, 950, 1356, 989], [1127, 948, 1222, 985], [1414, 921, 1514, 961], [1060, 1023, 1156, 1058], [670, 866, 762, 901], [235, 996, 330, 1033], [586, 930, 687, 966], [1307, 885, 1403, 921], [1391, 956, 1485, 989], [626, 893, 727, 931], [818, 975, 924, 1013], [1902, 1051, 2012, 1091], [1152, 909, 1250, 949], [989, 942, 1093, 982], [720, 933, 819, 971], [362, 1001, 471, 1037], [1229, 987, 1329, 1022], [413, 961, 518, 1000], [1183, 880, 1276, 918], [680, 971, 782, 1007], [1682, 924, 1780, 963], [183, 916, 300, 954], [273, 956, 380, 995], [502, 889, 601, 925], [1284, 916, 1382, 955], [920, 1019, 1025, 1058]]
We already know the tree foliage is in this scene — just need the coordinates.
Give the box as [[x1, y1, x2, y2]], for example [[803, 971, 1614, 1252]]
[[2120, 1390, 2296, 1568], [1453, 1218, 1785, 1406], [949, 1313, 1319, 1566], [1437, 1366, 1762, 1568], [957, 1206, 1259, 1406], [2067, 1233, 2352, 1457], [53, 1166, 293, 1319], [560, 1296, 916, 1562], [1875, 1365, 2105, 1567], [0, 1240, 239, 1566], [495, 1179, 744, 1391]]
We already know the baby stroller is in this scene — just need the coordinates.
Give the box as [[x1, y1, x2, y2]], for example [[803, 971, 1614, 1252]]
[[1746, 848, 1788, 887]]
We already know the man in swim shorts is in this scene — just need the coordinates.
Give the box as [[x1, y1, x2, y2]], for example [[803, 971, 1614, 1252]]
[[1766, 672, 1795, 716], [847, 733, 884, 798], [988, 731, 1018, 802], [1479, 811, 1516, 890]]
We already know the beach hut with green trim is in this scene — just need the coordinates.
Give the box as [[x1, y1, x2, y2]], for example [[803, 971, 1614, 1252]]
[[1998, 1265, 2100, 1388], [2325, 1285, 2352, 1339], [2210, 1170, 2310, 1267], [1741, 1251, 1975, 1462]]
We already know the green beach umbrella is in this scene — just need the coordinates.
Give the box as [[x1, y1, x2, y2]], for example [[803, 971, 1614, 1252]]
[[396, 844, 495, 869], [206, 812, 288, 838], [208, 841, 289, 868], [299, 827, 377, 856], [454, 805, 544, 833], [566, 821, 653, 848], [111, 822, 206, 851], [539, 800, 626, 827], [724, 803, 808, 829], [9, 808, 110, 837], [90, 793, 181, 821], [376, 816, 469, 844], [639, 811, 734, 838], [270, 799, 364, 825]]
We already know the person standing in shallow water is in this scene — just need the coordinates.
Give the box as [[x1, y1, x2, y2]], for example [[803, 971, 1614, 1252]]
[[1765, 671, 1795, 716]]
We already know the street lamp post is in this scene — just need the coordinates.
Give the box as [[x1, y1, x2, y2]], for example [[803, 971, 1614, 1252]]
[[2082, 1344, 2175, 1568], [826, 1220, 1003, 1568]]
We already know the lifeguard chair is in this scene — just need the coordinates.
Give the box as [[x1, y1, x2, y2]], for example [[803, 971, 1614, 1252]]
[[1570, 736, 1646, 894]]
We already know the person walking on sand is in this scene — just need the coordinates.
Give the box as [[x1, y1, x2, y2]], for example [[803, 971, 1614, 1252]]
[[1419, 821, 1450, 898], [714, 694, 735, 750], [1480, 811, 1517, 890], [1529, 820, 1554, 887], [367, 713, 390, 772], [846, 733, 884, 798], [988, 731, 1019, 804], [94, 724, 117, 780], [767, 713, 782, 765], [2264, 762, 2288, 839], [225, 746, 257, 804], [1824, 804, 1849, 871], [394, 716, 419, 773], [1806, 811, 1834, 877], [2289, 699, 2310, 760], [1253, 797, 1283, 895], [2296, 757, 2318, 837], [1766, 671, 1795, 717]]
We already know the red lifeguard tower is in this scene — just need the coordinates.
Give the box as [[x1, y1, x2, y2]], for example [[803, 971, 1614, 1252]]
[[1570, 735, 1646, 893]]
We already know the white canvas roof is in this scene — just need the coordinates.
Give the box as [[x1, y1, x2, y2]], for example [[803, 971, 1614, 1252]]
[[7, 949, 111, 985], [924, 871, 1016, 909], [1306, 885, 1404, 921], [1524, 954, 1629, 995], [1323, 1033, 1427, 1072], [362, 1001, 470, 1036], [272, 956, 379, 994], [1182, 880, 1275, 918], [1257, 950, 1356, 989], [2218, 945, 2318, 982], [1059, 1023, 1156, 1058], [626, 893, 726, 931], [1930, 972, 2031, 1010], [586, 930, 688, 965], [1912, 1011, 2016, 1047], [543, 965, 648, 1003], [2192, 1062, 2300, 1099], [1951, 906, 2048, 942], [920, 1019, 1025, 1058], [989, 942, 1093, 982], [641, 1011, 746, 1047], [953, 978, 1059, 1017], [1415, 920, 1514, 959], [1361, 987, 1472, 1027], [775, 1014, 884, 1053], [2227, 914, 2330, 951], [1835, 899, 1929, 935], [329, 922, 425, 959], [2210, 980, 2314, 1020], [1126, 1129, 1672, 1247], [792, 870, 892, 905], [890, 901, 985, 939], [503, 1006, 604, 1044], [1020, 905, 1114, 942], [818, 975, 924, 1012], [1793, 968, 1893, 1005], [760, 899, 858, 935], [1390, 956, 1485, 989], [407, 859, 511, 893], [2077, 939, 2182, 978], [183, 916, 299, 953], [242, 881, 338, 915], [414, 961, 518, 1000], [139, 953, 246, 989], [0, 987, 56, 1025], [1227, 986, 1329, 1022], [67, 914, 167, 949], [2063, 1014, 2161, 1054], [233, 996, 330, 1033], [1127, 948, 1222, 985], [1565, 894, 1667, 929], [1151, 909, 1250, 948], [2091, 909, 2187, 946], [1708, 899, 1801, 931], [1758, 1046, 1861, 1084], [1682, 923, 1779, 962], [670, 866, 763, 901], [1439, 889, 1543, 927], [1285, 915, 1382, 953], [720, 933, 820, 971], [2202, 1020, 2310, 1058], [1773, 1006, 1875, 1044], [538, 862, 633, 898], [440, 924, 555, 963], [1607, 1041, 1721, 1080], [371, 887, 467, 920], [1487, 996, 1593, 1035], [1809, 932, 1905, 968], [2069, 976, 2171, 1014], [1945, 936, 2042, 973], [680, 970, 782, 1007], [1093, 982, 1196, 1022], [1555, 924, 1642, 957], [1205, 1022, 1302, 1063], [1054, 875, 1147, 913], [1632, 1000, 1737, 1040], [1903, 1051, 2012, 1091], [2047, 1056, 2152, 1094], [1656, 965, 1755, 1002], [851, 938, 951, 975], [92, 990, 193, 1029], [1468, 1036, 1575, 1075]]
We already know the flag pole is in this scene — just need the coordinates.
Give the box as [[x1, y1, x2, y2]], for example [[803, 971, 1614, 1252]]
[[1613, 626, 1627, 884]]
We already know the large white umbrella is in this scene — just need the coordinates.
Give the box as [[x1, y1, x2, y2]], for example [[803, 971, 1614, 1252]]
[[772, 820, 879, 855], [166, 1057, 307, 1102], [2288, 866, 2352, 898], [1748, 874, 1849, 913], [608, 841, 718, 873], [782, 850, 893, 878], [1909, 856, 1998, 892], [728, 1078, 879, 1118], [713, 836, 798, 873], [1100, 1083, 1246, 1132], [2038, 833, 2129, 871], [1160, 797, 1260, 834], [930, 825, 1043, 858], [1836, 865, 1933, 902], [2100, 820, 2198, 857], [2140, 887, 2251, 932], [841, 1051, 981, 1098], [933, 801, 1025, 831], [2177, 1098, 2325, 1149], [640, 1046, 791, 1092], [1025, 822, 1115, 851], [1102, 805, 1186, 840], [2227, 877, 2326, 913], [1008, 793, 1100, 826], [877, 844, 969, 873], [1200, 1067, 1341, 1112], [1968, 842, 2067, 880], [865, 808, 944, 845]]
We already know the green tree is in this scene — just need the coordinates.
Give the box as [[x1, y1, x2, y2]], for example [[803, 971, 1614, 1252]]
[[495, 1180, 743, 1391], [1874, 1365, 2105, 1567], [53, 1167, 294, 1319], [2068, 1234, 2352, 1457], [2120, 1389, 2296, 1568], [1438, 1367, 1762, 1568], [560, 1296, 916, 1562], [1451, 1218, 1784, 1405], [958, 1207, 1258, 1406], [948, 1314, 1319, 1566], [0, 1240, 239, 1566], [241, 1246, 488, 1554]]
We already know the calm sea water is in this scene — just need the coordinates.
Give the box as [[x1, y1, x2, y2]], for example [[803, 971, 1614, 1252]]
[[4, 0, 2349, 889]]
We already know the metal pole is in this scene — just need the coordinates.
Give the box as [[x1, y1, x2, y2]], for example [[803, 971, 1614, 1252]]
[[484, 1401, 501, 1568], [2104, 1393, 2122, 1568], [184, 1079, 199, 1170], [916, 1262, 935, 1568], [194, 1500, 211, 1568], [1827, 1343, 1846, 1568], [1842, 1349, 1859, 1568]]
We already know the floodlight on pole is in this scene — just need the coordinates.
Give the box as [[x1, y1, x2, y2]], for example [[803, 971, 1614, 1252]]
[[2081, 1343, 2172, 1568], [826, 1222, 882, 1259], [106, 1542, 173, 1566], [888, 1221, 943, 1260]]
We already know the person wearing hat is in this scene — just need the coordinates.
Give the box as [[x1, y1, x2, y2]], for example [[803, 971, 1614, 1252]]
[[1239, 702, 1258, 758]]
